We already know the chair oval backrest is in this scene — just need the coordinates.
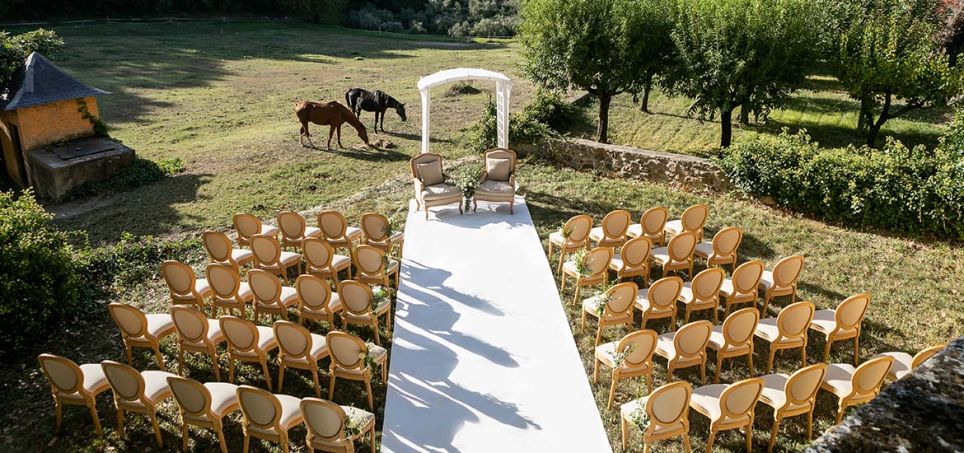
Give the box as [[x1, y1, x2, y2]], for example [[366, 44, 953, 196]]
[[172, 306, 210, 344], [301, 398, 347, 441], [619, 330, 659, 367], [410, 152, 442, 180], [711, 227, 743, 257], [605, 282, 638, 315], [274, 321, 312, 359], [206, 263, 241, 299], [912, 344, 946, 369], [162, 260, 197, 296], [785, 364, 827, 406], [250, 235, 282, 265], [484, 148, 517, 179], [646, 381, 692, 427], [318, 210, 349, 240], [621, 237, 652, 268], [202, 231, 234, 263], [675, 320, 713, 356], [650, 276, 685, 310], [853, 356, 895, 397], [38, 354, 83, 394], [585, 247, 614, 276], [296, 274, 332, 311], [168, 375, 211, 416], [733, 260, 765, 293], [108, 303, 149, 338], [354, 245, 385, 275], [278, 211, 308, 240], [248, 269, 282, 303], [722, 307, 759, 346], [640, 207, 669, 236], [337, 280, 373, 314], [327, 331, 366, 369], [721, 377, 764, 418], [564, 215, 594, 244], [237, 385, 282, 430], [220, 316, 260, 352], [101, 360, 145, 403], [777, 301, 816, 338], [668, 232, 698, 262], [601, 210, 632, 238], [233, 213, 263, 241], [835, 293, 871, 330], [772, 255, 805, 288], [680, 204, 709, 232], [692, 268, 726, 300], [303, 237, 335, 269], [361, 212, 390, 242]]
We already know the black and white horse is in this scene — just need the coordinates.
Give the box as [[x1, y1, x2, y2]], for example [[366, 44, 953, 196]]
[[345, 88, 407, 133]]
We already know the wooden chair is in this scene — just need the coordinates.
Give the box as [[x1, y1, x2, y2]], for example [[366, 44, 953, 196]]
[[589, 209, 632, 249], [665, 203, 709, 241], [473, 148, 517, 214], [759, 363, 827, 451], [547, 214, 593, 274], [167, 376, 240, 453], [353, 244, 400, 289], [233, 213, 279, 247], [249, 269, 301, 323], [162, 260, 212, 311], [327, 330, 388, 411], [636, 276, 684, 329], [874, 344, 946, 381], [561, 246, 613, 305], [206, 263, 254, 318], [108, 303, 175, 370], [754, 301, 815, 372], [620, 381, 693, 452], [171, 306, 226, 380], [318, 210, 364, 254], [678, 267, 725, 324], [609, 236, 652, 285], [594, 330, 659, 409], [694, 227, 742, 271], [410, 153, 462, 220], [275, 321, 329, 398], [337, 280, 392, 345], [303, 237, 352, 283], [237, 385, 304, 453], [221, 316, 278, 391], [652, 231, 698, 278], [820, 356, 894, 424], [720, 260, 765, 317], [759, 255, 804, 315], [295, 274, 342, 329], [360, 212, 404, 254], [101, 360, 177, 447], [689, 377, 764, 453], [301, 397, 377, 453], [277, 211, 322, 251], [251, 234, 302, 284], [707, 308, 759, 383], [202, 231, 254, 270], [655, 320, 713, 384], [809, 293, 870, 365], [627, 206, 669, 246], [38, 353, 111, 437], [581, 282, 637, 346]]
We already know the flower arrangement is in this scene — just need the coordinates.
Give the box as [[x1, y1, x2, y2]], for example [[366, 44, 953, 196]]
[[610, 343, 637, 367], [593, 282, 616, 317], [568, 248, 592, 276], [450, 160, 483, 212], [630, 402, 651, 431], [372, 285, 391, 308], [344, 411, 363, 437], [560, 221, 574, 241]]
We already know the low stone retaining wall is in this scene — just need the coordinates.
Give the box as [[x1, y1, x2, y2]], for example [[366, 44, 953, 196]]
[[519, 138, 730, 192]]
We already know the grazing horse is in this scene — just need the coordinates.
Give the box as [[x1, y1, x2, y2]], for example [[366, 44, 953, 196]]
[[294, 100, 369, 150], [345, 88, 407, 133]]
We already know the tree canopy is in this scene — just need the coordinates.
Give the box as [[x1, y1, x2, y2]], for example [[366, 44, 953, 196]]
[[0, 29, 64, 97]]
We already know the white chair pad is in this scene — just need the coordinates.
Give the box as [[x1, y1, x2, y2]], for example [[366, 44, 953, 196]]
[[664, 220, 684, 234], [694, 242, 714, 258], [421, 183, 460, 201], [145, 313, 175, 338], [822, 363, 857, 397], [875, 352, 913, 380], [77, 363, 110, 396], [141, 370, 177, 404], [476, 180, 514, 194], [690, 384, 727, 422], [204, 382, 240, 417]]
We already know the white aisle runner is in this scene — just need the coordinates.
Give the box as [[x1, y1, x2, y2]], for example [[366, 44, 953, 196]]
[[382, 197, 612, 452]]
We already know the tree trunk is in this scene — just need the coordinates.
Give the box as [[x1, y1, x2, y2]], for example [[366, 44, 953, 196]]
[[857, 96, 869, 131], [598, 93, 612, 144], [739, 107, 750, 125], [866, 93, 891, 148], [720, 108, 734, 148], [640, 76, 653, 114]]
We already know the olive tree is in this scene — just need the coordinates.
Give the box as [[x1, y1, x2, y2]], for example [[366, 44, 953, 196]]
[[624, 0, 677, 113], [663, 0, 822, 148]]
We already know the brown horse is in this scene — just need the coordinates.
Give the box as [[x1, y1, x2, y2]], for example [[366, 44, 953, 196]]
[[295, 100, 370, 150]]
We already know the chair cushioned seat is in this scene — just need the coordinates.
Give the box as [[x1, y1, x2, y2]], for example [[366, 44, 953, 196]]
[[145, 314, 176, 338], [246, 393, 304, 433], [822, 363, 856, 396], [690, 384, 731, 423], [875, 352, 913, 380], [303, 226, 322, 238], [76, 363, 110, 397], [753, 318, 781, 341], [232, 248, 255, 264], [635, 289, 674, 315], [280, 286, 300, 306], [664, 220, 684, 234], [809, 309, 850, 335], [232, 326, 278, 358], [204, 382, 240, 417], [594, 341, 619, 367], [476, 180, 514, 195], [235, 282, 254, 301], [421, 183, 460, 201], [655, 332, 677, 358], [620, 398, 687, 435], [260, 225, 280, 237], [758, 270, 777, 289], [173, 279, 211, 300], [626, 224, 643, 237], [707, 326, 749, 353], [141, 370, 177, 404], [719, 279, 737, 297]]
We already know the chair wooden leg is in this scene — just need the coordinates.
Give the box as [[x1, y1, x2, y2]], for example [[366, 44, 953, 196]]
[[155, 347, 167, 370], [116, 408, 125, 434], [243, 435, 250, 453], [211, 352, 221, 381], [621, 416, 629, 449], [365, 379, 374, 410], [182, 422, 190, 451], [278, 364, 286, 393], [217, 428, 228, 453], [370, 426, 377, 453], [53, 402, 63, 434], [806, 410, 814, 439], [682, 432, 692, 453], [700, 360, 707, 385], [125, 344, 133, 366], [823, 339, 832, 363], [262, 361, 273, 391], [767, 348, 775, 373], [328, 375, 336, 400], [801, 344, 807, 368], [835, 404, 846, 425], [592, 359, 600, 383], [607, 378, 618, 410], [373, 320, 382, 346], [572, 285, 581, 306], [89, 403, 104, 437], [715, 356, 723, 384], [853, 336, 860, 366], [707, 430, 716, 453], [151, 412, 163, 447], [769, 417, 780, 453], [747, 350, 755, 376], [312, 369, 321, 397], [746, 424, 753, 452]]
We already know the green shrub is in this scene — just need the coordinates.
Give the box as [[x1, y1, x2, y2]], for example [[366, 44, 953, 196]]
[[469, 89, 573, 152], [719, 128, 964, 239], [0, 190, 83, 357], [76, 233, 203, 298]]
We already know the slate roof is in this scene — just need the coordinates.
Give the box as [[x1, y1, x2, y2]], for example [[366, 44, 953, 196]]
[[2, 52, 108, 111]]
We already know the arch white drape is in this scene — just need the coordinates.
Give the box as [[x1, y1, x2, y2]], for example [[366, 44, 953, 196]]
[[417, 68, 512, 153]]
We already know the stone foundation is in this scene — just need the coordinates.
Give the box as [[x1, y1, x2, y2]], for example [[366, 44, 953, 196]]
[[28, 136, 134, 200]]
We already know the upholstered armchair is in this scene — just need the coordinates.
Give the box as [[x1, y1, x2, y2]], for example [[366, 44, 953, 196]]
[[410, 153, 463, 220], [473, 148, 517, 214]]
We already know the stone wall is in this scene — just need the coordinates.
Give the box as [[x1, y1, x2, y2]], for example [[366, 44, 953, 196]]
[[807, 335, 964, 452], [518, 138, 730, 192]]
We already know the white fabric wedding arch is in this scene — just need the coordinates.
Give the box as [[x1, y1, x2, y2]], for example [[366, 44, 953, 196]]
[[417, 68, 512, 153]]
